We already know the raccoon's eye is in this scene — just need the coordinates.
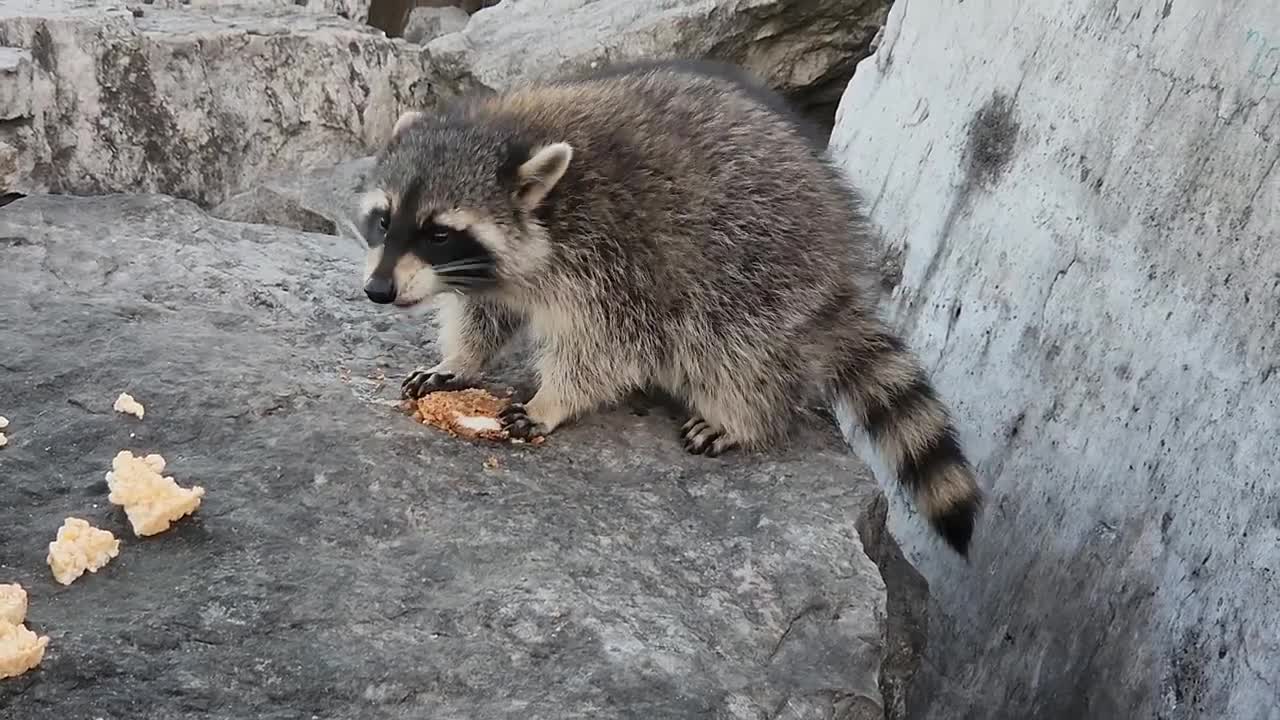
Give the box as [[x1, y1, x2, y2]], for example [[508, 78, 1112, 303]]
[[378, 214, 389, 231], [428, 226, 451, 245]]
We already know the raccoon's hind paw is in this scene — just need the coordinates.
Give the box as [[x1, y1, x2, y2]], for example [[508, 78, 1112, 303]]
[[680, 416, 737, 457], [401, 368, 470, 399], [499, 403, 547, 440]]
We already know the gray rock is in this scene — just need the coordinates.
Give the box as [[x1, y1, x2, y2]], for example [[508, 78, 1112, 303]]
[[0, 46, 31, 120], [427, 0, 889, 116], [209, 155, 376, 235], [0, 193, 922, 719], [146, 0, 372, 23], [1, 0, 889, 206], [0, 45, 31, 189], [402, 5, 468, 45], [829, 0, 1280, 718], [0, 3, 440, 207]]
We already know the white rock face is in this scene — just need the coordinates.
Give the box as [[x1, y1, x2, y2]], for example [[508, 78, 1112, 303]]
[[829, 1, 1279, 717]]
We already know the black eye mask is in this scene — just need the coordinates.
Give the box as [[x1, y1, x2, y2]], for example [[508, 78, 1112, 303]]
[[412, 221, 499, 291]]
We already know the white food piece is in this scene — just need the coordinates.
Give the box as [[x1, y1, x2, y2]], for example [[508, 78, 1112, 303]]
[[0, 621, 49, 679], [106, 450, 205, 537], [0, 416, 8, 429], [0, 584, 27, 626], [0, 433, 6, 448], [113, 392, 145, 419], [455, 414, 502, 433], [47, 517, 121, 586]]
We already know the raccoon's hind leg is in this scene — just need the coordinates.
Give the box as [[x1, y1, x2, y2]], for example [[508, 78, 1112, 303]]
[[402, 296, 522, 399], [679, 362, 795, 457]]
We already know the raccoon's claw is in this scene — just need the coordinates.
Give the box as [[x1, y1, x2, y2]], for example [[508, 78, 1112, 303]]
[[499, 403, 546, 440], [681, 416, 736, 457], [401, 368, 466, 399]]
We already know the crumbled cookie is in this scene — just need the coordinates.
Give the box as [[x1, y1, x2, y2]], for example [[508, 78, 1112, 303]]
[[0, 620, 49, 679], [106, 451, 205, 537], [0, 584, 27, 626], [403, 389, 544, 444], [113, 392, 145, 419], [47, 517, 121, 586]]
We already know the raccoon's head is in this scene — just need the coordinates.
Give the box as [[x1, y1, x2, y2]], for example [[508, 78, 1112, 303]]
[[354, 109, 573, 307]]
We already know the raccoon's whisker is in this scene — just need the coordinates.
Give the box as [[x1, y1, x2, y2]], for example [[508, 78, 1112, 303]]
[[432, 259, 496, 274], [434, 265, 496, 276], [436, 273, 497, 286], [427, 256, 491, 270]]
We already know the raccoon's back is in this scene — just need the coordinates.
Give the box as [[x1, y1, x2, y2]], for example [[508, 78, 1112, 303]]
[[466, 63, 873, 310]]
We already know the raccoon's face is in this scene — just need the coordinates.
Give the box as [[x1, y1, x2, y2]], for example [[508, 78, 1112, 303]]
[[355, 111, 573, 308]]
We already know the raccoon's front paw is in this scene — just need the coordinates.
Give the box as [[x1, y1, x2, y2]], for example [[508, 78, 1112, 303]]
[[498, 403, 547, 440], [401, 367, 470, 399], [680, 416, 738, 458]]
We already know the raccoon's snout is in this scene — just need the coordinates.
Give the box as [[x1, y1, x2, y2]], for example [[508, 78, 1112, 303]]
[[364, 275, 396, 305]]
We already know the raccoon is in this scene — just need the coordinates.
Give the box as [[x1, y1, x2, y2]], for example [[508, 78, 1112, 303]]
[[354, 59, 984, 556]]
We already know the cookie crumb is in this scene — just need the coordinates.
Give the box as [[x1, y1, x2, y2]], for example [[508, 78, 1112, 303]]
[[113, 392, 145, 419]]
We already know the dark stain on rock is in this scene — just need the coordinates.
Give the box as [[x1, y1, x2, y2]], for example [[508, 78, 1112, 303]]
[[1166, 626, 1211, 715], [911, 93, 1020, 300], [962, 91, 1020, 193], [1161, 0, 1173, 20], [30, 25, 57, 74], [94, 42, 242, 206]]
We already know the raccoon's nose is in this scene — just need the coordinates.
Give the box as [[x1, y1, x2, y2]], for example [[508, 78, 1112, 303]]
[[364, 276, 396, 304]]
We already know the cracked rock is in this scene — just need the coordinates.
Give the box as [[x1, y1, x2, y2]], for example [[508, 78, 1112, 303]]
[[1, 0, 890, 206], [426, 0, 890, 120], [0, 2, 437, 206], [0, 193, 925, 719]]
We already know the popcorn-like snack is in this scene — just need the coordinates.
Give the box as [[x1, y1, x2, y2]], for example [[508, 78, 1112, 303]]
[[0, 416, 8, 429], [0, 434, 6, 448], [106, 451, 205, 537], [113, 392, 145, 419], [0, 584, 27, 626], [0, 620, 49, 679], [47, 517, 121, 586], [402, 389, 544, 444]]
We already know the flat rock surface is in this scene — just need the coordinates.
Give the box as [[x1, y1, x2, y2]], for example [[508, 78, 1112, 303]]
[[0, 194, 899, 719]]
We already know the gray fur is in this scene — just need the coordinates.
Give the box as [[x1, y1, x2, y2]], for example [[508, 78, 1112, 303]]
[[355, 60, 984, 556]]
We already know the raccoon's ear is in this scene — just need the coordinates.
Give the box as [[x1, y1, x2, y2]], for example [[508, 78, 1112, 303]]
[[513, 142, 573, 210], [391, 110, 426, 140]]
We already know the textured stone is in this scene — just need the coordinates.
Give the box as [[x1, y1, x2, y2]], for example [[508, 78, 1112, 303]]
[[424, 0, 890, 119], [0, 193, 923, 719], [209, 155, 374, 234], [829, 0, 1280, 718], [146, 0, 372, 24], [0, 46, 32, 120], [402, 5, 467, 45], [0, 2, 438, 206]]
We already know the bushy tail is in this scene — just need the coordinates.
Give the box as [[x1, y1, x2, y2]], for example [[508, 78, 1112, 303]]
[[831, 329, 983, 557]]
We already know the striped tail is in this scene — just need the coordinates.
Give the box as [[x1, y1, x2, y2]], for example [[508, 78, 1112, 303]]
[[831, 328, 983, 556]]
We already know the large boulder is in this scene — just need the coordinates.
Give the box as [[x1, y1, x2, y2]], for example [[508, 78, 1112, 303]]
[[0, 2, 438, 207], [147, 0, 372, 23], [426, 0, 890, 120], [0, 193, 926, 719], [401, 5, 468, 45], [829, 0, 1280, 717]]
